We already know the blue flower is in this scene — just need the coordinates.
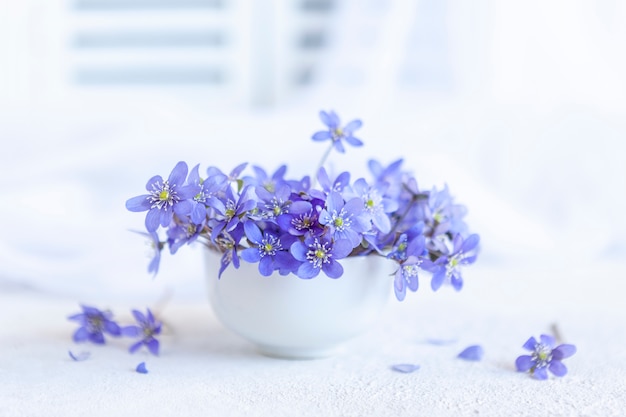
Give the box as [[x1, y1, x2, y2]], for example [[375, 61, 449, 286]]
[[312, 110, 363, 153], [207, 185, 256, 241], [389, 234, 426, 301], [187, 164, 226, 225], [121, 309, 162, 356], [430, 233, 480, 291], [290, 236, 352, 279], [126, 161, 200, 233], [319, 191, 370, 248], [68, 305, 121, 344], [310, 167, 351, 200], [349, 178, 398, 234], [131, 231, 163, 275], [240, 222, 299, 276], [244, 165, 288, 193], [423, 185, 468, 238], [516, 335, 576, 380]]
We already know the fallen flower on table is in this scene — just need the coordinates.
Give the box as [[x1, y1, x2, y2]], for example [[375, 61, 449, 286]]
[[121, 308, 162, 356], [515, 334, 577, 380], [67, 305, 121, 345]]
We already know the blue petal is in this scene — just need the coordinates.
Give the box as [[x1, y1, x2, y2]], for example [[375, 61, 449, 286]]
[[322, 260, 343, 279], [244, 221, 263, 244], [129, 340, 144, 354], [258, 256, 274, 276], [391, 364, 420, 373], [515, 355, 534, 372], [331, 239, 353, 259], [241, 248, 261, 263], [125, 195, 151, 212], [553, 344, 577, 360], [147, 339, 160, 356], [145, 209, 161, 232], [68, 350, 90, 361], [72, 327, 90, 343], [297, 262, 319, 279], [457, 345, 484, 361], [168, 161, 189, 187], [533, 367, 548, 380], [312, 131, 331, 141], [344, 119, 362, 133], [461, 234, 480, 252], [430, 269, 446, 291], [522, 337, 538, 351], [135, 362, 148, 374], [344, 135, 363, 147], [290, 241, 308, 261], [539, 334, 556, 349], [549, 360, 567, 377]]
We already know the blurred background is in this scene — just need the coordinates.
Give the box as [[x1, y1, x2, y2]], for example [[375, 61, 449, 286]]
[[1, 0, 625, 301]]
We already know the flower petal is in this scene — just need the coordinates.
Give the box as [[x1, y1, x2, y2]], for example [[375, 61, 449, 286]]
[[125, 195, 151, 212], [322, 259, 343, 279], [312, 131, 331, 141], [549, 360, 568, 377], [135, 362, 148, 374], [539, 334, 556, 349], [553, 344, 577, 360], [522, 336, 538, 351], [533, 367, 549, 380], [391, 364, 420, 373], [68, 350, 90, 361], [457, 345, 484, 361], [515, 355, 534, 372]]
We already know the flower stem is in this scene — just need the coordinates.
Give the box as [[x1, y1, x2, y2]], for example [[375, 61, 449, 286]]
[[311, 141, 335, 188]]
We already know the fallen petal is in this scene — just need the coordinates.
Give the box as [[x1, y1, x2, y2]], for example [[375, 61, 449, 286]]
[[391, 364, 420, 373], [457, 345, 484, 361], [135, 362, 148, 374], [68, 350, 90, 361]]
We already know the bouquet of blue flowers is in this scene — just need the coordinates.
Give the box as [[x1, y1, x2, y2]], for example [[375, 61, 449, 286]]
[[126, 110, 480, 301]]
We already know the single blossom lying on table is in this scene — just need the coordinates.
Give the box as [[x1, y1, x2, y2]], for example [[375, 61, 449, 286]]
[[515, 334, 577, 380], [126, 110, 481, 301]]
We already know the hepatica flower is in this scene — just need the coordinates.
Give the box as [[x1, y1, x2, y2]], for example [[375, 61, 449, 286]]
[[68, 305, 121, 344], [121, 309, 163, 356], [125, 110, 481, 302], [516, 334, 577, 380], [126, 161, 199, 233], [312, 110, 363, 153]]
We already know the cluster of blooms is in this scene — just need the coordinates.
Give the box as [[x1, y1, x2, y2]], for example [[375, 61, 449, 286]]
[[68, 305, 162, 356], [126, 110, 480, 301]]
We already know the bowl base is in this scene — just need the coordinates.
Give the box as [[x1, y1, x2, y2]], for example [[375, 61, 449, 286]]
[[256, 344, 343, 360]]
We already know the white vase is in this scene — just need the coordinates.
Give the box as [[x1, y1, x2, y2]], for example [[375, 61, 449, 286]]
[[205, 253, 393, 359]]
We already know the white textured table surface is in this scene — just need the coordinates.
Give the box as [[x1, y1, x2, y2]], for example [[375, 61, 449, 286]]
[[1, 262, 625, 417]]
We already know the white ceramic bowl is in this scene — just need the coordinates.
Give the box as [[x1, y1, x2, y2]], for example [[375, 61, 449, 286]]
[[205, 253, 392, 359]]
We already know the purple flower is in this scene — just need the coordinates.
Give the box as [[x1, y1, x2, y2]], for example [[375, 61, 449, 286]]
[[290, 236, 352, 279], [121, 309, 162, 356], [240, 222, 299, 276], [390, 234, 426, 301], [68, 305, 121, 344], [312, 110, 363, 153], [423, 185, 468, 238], [349, 178, 398, 234], [244, 165, 288, 193], [310, 167, 351, 200], [207, 185, 256, 241], [132, 231, 163, 275], [516, 335, 576, 380], [457, 345, 484, 361], [430, 233, 480, 291], [126, 161, 199, 233], [277, 197, 323, 237], [319, 191, 370, 248], [187, 164, 226, 225]]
